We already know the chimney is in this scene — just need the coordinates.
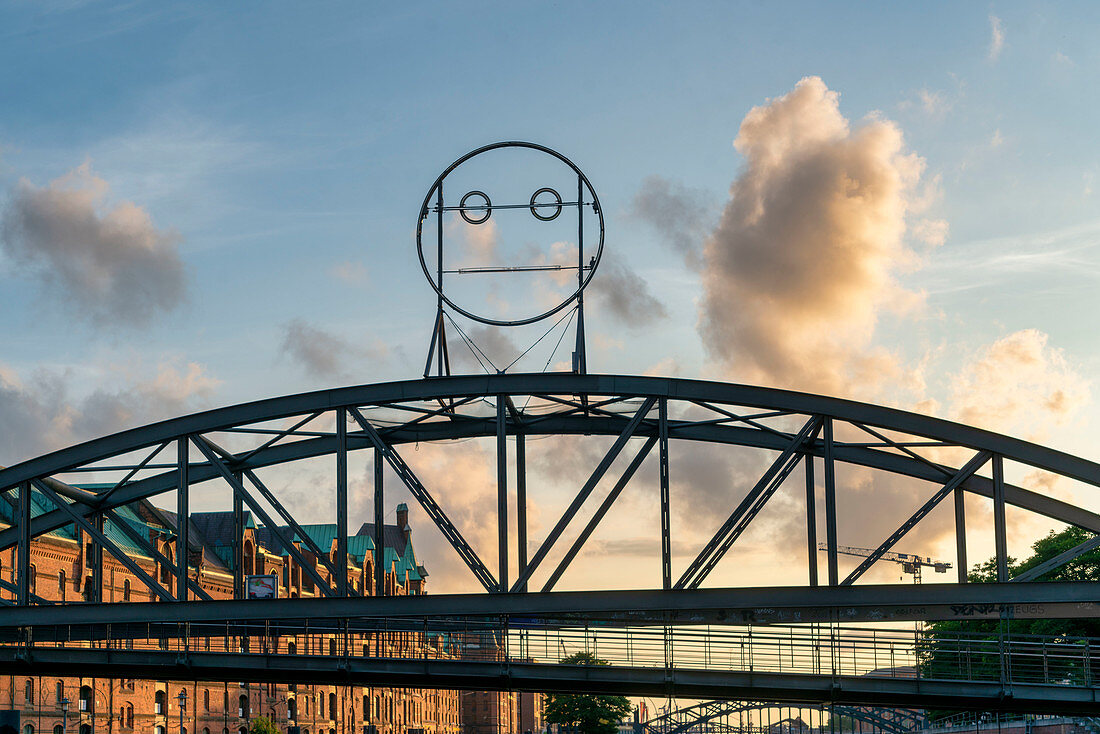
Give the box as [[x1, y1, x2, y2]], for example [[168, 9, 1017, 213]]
[[397, 503, 410, 543]]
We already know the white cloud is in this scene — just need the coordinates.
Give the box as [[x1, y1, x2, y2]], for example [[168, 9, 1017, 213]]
[[989, 14, 1005, 61], [0, 162, 186, 327]]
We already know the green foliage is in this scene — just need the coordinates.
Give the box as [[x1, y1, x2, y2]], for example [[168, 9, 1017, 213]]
[[249, 715, 280, 734], [543, 652, 635, 734], [919, 526, 1100, 717]]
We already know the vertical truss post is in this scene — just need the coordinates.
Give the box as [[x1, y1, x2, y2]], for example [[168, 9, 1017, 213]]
[[805, 455, 818, 587], [954, 487, 968, 584], [823, 418, 839, 587], [516, 431, 528, 592], [17, 481, 29, 606], [91, 512, 103, 603], [496, 399, 509, 592], [336, 408, 348, 597], [374, 448, 384, 597], [993, 454, 1008, 582], [659, 398, 671, 590], [232, 476, 244, 600], [177, 437, 190, 602], [574, 173, 587, 374]]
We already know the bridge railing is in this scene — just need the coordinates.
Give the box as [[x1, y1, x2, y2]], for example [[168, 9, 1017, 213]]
[[3, 619, 1098, 690]]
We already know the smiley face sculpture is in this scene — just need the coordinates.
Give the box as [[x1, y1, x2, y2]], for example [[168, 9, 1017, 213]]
[[416, 142, 605, 328]]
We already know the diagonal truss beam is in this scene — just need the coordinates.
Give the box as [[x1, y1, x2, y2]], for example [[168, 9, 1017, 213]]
[[33, 480, 174, 602], [1011, 532, 1100, 582], [199, 437, 350, 591], [542, 436, 658, 592], [676, 416, 822, 590], [842, 450, 992, 585], [191, 436, 338, 598], [348, 406, 498, 593], [102, 508, 213, 602], [511, 397, 657, 592]]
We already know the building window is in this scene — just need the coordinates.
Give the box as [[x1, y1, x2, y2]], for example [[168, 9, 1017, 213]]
[[123, 579, 131, 602], [238, 694, 249, 719], [328, 693, 336, 719], [329, 639, 336, 656], [53, 727, 62, 734], [28, 565, 36, 594], [24, 678, 33, 703], [203, 689, 210, 711], [80, 685, 92, 713], [55, 680, 63, 702], [288, 698, 297, 721], [58, 570, 65, 593], [22, 725, 32, 734], [155, 728, 165, 734], [155, 690, 166, 715], [124, 703, 134, 729]]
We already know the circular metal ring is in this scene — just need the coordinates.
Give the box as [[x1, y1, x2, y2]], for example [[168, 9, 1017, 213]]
[[529, 187, 562, 221], [459, 190, 492, 225], [416, 141, 605, 327]]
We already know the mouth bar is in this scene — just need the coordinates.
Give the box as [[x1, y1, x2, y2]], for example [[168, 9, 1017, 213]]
[[443, 264, 593, 274]]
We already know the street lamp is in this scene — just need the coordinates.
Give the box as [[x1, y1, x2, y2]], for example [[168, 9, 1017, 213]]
[[60, 698, 69, 734], [178, 689, 188, 734]]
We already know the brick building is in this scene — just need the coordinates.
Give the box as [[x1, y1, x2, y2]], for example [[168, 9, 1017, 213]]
[[0, 495, 541, 734]]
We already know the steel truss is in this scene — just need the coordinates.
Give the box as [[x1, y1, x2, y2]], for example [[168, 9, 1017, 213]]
[[3, 373, 1100, 611], [644, 699, 926, 734]]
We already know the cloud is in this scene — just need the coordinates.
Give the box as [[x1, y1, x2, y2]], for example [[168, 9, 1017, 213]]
[[698, 76, 934, 400], [0, 358, 218, 465], [449, 324, 518, 374], [589, 252, 668, 327], [631, 176, 716, 268], [279, 319, 389, 382], [0, 162, 185, 327], [329, 260, 369, 285], [949, 329, 1089, 440], [989, 14, 1005, 61], [445, 215, 499, 267], [916, 88, 951, 120]]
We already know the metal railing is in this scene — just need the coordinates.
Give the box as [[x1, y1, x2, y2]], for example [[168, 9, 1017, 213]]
[[4, 619, 1100, 690]]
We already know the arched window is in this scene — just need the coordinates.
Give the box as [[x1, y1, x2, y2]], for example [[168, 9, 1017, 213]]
[[243, 540, 254, 576], [203, 729, 210, 734], [155, 690, 166, 715], [155, 728, 165, 734], [362, 695, 368, 719], [55, 680, 63, 702], [79, 685, 92, 713], [161, 549, 173, 585], [288, 698, 297, 720], [203, 689, 210, 711], [53, 726, 62, 734], [238, 694, 249, 718], [58, 570, 65, 593], [125, 703, 134, 729], [22, 724, 33, 734], [328, 693, 336, 718], [123, 579, 131, 602], [288, 641, 297, 655], [24, 678, 33, 703], [79, 726, 90, 734], [319, 693, 324, 718]]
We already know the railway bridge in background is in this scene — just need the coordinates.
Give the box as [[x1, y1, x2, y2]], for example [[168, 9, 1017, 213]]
[[4, 374, 1100, 713]]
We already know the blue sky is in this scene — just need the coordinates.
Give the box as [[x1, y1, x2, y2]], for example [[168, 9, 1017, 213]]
[[2, 2, 1100, 589]]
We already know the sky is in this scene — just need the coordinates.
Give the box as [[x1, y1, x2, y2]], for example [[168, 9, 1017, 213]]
[[2, 2, 1100, 594]]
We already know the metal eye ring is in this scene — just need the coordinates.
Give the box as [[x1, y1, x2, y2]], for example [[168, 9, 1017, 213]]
[[459, 190, 492, 225], [529, 187, 562, 221]]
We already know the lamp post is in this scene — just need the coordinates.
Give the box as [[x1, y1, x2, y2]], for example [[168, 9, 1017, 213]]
[[61, 698, 69, 734], [178, 689, 187, 734]]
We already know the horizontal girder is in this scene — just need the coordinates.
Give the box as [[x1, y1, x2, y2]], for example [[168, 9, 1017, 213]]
[[0, 582, 1098, 629]]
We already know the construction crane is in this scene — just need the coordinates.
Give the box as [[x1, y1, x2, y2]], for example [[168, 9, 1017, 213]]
[[818, 542, 951, 583]]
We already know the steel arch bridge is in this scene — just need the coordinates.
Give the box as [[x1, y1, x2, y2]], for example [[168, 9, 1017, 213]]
[[4, 373, 1100, 712]]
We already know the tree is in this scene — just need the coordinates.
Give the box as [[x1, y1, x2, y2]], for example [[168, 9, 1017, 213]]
[[543, 652, 634, 734], [918, 526, 1100, 715], [249, 715, 280, 734]]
